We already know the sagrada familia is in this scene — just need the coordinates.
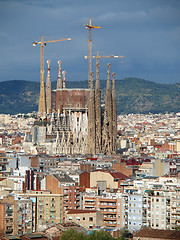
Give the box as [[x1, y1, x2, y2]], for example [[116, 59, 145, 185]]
[[38, 59, 117, 156]]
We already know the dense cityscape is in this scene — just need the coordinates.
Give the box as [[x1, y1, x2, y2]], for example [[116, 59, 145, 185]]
[[0, 111, 180, 239], [0, 1, 180, 239]]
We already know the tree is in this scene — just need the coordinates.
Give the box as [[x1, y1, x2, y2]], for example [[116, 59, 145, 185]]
[[117, 228, 132, 240], [61, 229, 86, 240], [86, 230, 115, 240]]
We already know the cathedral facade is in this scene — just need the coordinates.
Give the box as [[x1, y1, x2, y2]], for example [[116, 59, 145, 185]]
[[39, 60, 117, 155]]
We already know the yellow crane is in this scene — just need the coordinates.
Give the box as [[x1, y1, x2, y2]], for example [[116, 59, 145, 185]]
[[85, 17, 101, 88], [33, 36, 71, 114], [85, 51, 124, 82]]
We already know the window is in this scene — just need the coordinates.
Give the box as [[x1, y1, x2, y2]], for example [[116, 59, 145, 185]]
[[83, 217, 85, 220], [89, 217, 93, 221]]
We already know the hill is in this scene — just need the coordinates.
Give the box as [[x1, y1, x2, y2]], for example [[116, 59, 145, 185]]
[[0, 78, 179, 115]]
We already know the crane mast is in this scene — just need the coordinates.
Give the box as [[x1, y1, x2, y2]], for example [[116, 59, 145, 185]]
[[33, 36, 71, 115], [85, 17, 100, 88]]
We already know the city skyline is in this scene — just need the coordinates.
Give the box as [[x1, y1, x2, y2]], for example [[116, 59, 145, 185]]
[[0, 0, 180, 84]]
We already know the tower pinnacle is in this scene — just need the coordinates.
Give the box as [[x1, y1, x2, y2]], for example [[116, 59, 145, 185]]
[[46, 60, 52, 114], [57, 60, 62, 89]]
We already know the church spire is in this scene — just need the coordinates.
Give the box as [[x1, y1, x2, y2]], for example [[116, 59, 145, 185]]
[[88, 72, 96, 155], [38, 69, 46, 116], [46, 60, 52, 114], [57, 60, 62, 89], [103, 63, 113, 155], [62, 71, 66, 89], [95, 52, 101, 153], [112, 72, 117, 153]]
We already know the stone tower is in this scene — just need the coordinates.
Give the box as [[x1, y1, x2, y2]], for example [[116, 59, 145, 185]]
[[46, 60, 52, 114], [88, 72, 96, 155], [112, 72, 117, 153], [102, 63, 113, 155], [38, 69, 46, 115], [95, 57, 102, 153], [57, 60, 62, 89]]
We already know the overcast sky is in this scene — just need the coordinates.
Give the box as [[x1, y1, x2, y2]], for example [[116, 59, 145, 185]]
[[0, 0, 180, 84]]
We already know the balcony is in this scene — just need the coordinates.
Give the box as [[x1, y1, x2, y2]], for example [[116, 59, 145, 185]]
[[5, 221, 13, 226], [105, 222, 117, 227], [99, 205, 116, 208], [5, 214, 13, 218], [50, 209, 56, 212], [104, 217, 117, 221], [6, 208, 13, 212], [6, 229, 13, 234]]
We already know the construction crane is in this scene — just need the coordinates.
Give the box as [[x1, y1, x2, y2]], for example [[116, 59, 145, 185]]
[[85, 17, 101, 88], [33, 36, 71, 115], [85, 51, 124, 82]]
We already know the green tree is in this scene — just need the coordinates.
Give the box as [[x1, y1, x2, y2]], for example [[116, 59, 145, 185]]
[[61, 229, 86, 240], [86, 230, 115, 240], [175, 226, 180, 231], [117, 228, 132, 240]]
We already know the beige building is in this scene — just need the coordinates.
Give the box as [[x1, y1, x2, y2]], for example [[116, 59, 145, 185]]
[[176, 140, 180, 152], [65, 209, 103, 229], [154, 159, 169, 177], [170, 188, 180, 230], [0, 195, 33, 235], [90, 170, 128, 190], [19, 190, 63, 231], [83, 193, 124, 229]]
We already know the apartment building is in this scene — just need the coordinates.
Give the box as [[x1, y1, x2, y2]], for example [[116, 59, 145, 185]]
[[65, 209, 103, 229], [170, 187, 180, 229], [148, 195, 170, 230], [90, 170, 128, 190], [41, 173, 80, 214], [19, 191, 63, 231], [83, 192, 124, 229], [0, 195, 33, 235], [127, 194, 143, 232], [122, 185, 179, 232]]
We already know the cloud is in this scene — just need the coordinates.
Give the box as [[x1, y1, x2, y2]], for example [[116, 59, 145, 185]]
[[0, 0, 180, 83]]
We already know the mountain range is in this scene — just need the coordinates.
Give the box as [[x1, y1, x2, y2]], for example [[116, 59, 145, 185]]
[[0, 78, 179, 115]]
